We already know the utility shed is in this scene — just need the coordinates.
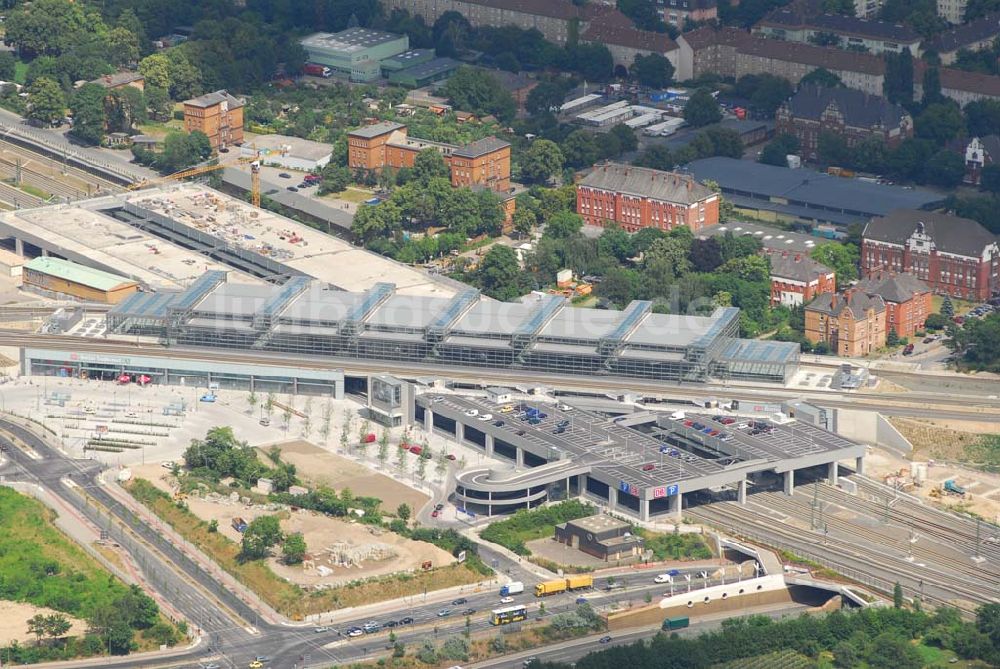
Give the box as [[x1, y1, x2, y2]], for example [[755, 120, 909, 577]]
[[23, 256, 139, 303]]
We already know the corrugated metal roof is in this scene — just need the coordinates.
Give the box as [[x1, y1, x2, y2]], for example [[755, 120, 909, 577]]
[[25, 257, 136, 292]]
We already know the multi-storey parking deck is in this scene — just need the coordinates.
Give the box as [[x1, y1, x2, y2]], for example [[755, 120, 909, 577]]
[[417, 393, 865, 521], [104, 271, 800, 385]]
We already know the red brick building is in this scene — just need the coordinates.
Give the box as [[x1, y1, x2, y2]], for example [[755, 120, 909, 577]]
[[576, 163, 719, 233], [347, 122, 511, 192], [862, 210, 1000, 301], [855, 272, 932, 339], [765, 250, 836, 307], [183, 90, 244, 152], [775, 85, 912, 162], [805, 290, 886, 357]]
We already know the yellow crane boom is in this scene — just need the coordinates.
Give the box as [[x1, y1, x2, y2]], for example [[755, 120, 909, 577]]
[[128, 154, 261, 207]]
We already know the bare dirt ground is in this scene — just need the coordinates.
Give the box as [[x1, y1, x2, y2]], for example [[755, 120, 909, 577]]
[[867, 419, 1000, 525], [0, 602, 87, 646], [130, 463, 452, 588], [260, 440, 429, 513], [525, 538, 608, 569]]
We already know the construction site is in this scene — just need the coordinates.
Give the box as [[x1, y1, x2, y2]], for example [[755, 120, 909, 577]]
[[0, 183, 459, 296]]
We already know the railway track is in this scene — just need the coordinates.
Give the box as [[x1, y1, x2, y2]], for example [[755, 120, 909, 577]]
[[688, 501, 996, 612], [0, 137, 124, 199], [819, 477, 1000, 562], [0, 178, 45, 208], [751, 490, 1000, 591]]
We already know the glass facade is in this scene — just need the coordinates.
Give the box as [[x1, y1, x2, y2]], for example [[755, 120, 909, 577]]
[[105, 273, 799, 388]]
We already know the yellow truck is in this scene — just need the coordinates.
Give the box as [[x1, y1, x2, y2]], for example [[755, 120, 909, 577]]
[[566, 575, 594, 591], [534, 575, 594, 596], [534, 579, 568, 596]]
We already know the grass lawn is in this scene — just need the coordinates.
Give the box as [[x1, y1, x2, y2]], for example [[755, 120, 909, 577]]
[[14, 61, 27, 85], [19, 183, 50, 200], [932, 294, 978, 315], [136, 121, 182, 137], [126, 478, 482, 618], [334, 186, 376, 203], [480, 500, 594, 555]]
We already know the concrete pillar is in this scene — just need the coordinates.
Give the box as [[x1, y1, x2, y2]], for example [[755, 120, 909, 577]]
[[668, 493, 682, 520], [334, 378, 345, 400], [828, 461, 839, 486], [738, 479, 747, 505], [455, 421, 464, 444], [784, 470, 795, 496], [855, 455, 865, 476], [424, 408, 433, 434], [41, 248, 48, 257], [608, 486, 618, 511], [14, 237, 23, 257], [485, 433, 495, 458], [640, 499, 650, 522], [516, 447, 524, 468], [578, 474, 587, 497], [487, 491, 492, 518]]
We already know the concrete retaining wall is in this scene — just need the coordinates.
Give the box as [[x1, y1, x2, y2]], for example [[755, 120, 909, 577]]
[[835, 409, 912, 454]]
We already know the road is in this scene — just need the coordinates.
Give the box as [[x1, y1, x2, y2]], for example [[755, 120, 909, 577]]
[[0, 416, 741, 669], [8, 330, 1000, 422], [469, 604, 812, 669]]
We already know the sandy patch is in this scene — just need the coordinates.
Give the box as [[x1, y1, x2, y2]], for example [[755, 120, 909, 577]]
[[260, 440, 430, 514], [0, 602, 87, 646], [128, 463, 453, 587]]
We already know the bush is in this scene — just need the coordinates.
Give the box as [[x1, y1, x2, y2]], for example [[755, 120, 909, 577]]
[[479, 500, 594, 556]]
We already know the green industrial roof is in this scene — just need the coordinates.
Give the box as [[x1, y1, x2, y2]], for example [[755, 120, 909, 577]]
[[25, 257, 136, 292]]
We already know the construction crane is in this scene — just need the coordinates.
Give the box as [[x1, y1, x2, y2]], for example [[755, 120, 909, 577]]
[[127, 153, 261, 207]]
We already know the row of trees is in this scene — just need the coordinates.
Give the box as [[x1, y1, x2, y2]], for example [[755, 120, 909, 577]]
[[536, 605, 1000, 669], [182, 426, 299, 492]]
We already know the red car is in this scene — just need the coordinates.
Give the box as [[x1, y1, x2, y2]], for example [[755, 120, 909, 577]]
[[431, 510, 440, 518], [409, 445, 423, 456], [446, 454, 456, 460], [642, 463, 655, 471]]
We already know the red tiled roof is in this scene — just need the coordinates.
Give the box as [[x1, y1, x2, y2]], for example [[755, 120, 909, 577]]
[[920, 62, 1000, 97], [737, 36, 885, 74], [581, 10, 678, 53], [680, 26, 751, 50]]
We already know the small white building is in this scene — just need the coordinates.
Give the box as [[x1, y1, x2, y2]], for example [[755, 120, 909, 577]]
[[0, 248, 24, 279], [486, 387, 514, 403], [243, 134, 333, 172]]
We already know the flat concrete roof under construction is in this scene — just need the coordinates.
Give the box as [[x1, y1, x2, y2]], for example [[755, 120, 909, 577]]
[[0, 202, 255, 290], [431, 393, 864, 520], [115, 184, 457, 297]]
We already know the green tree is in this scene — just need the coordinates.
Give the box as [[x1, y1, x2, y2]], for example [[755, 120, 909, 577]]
[[800, 67, 844, 88], [241, 515, 283, 560], [922, 65, 944, 105], [916, 102, 963, 144], [351, 200, 402, 243], [832, 639, 861, 668], [610, 124, 639, 153], [475, 245, 527, 300], [893, 581, 904, 608], [631, 53, 674, 88], [25, 77, 66, 125], [44, 614, 71, 642], [27, 614, 47, 645], [544, 211, 584, 239], [817, 131, 851, 165], [965, 99, 1000, 136], [924, 149, 965, 186], [561, 129, 599, 168], [512, 205, 537, 238], [520, 139, 564, 184], [441, 66, 515, 123], [377, 432, 389, 468], [282, 532, 307, 565], [811, 242, 858, 283], [413, 148, 450, 182], [396, 503, 412, 523], [683, 88, 722, 127], [981, 165, 1000, 194], [941, 295, 955, 318], [0, 52, 17, 82], [4, 0, 96, 58], [107, 26, 140, 67], [884, 49, 914, 105], [865, 632, 923, 669], [69, 83, 108, 145], [759, 133, 800, 166], [526, 81, 566, 116]]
